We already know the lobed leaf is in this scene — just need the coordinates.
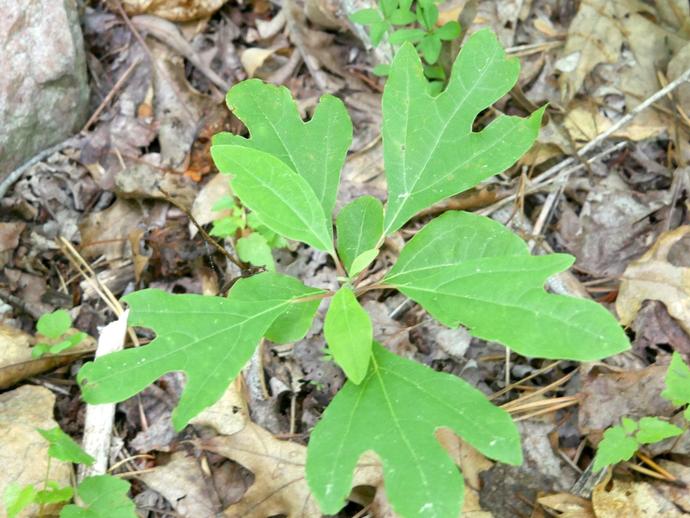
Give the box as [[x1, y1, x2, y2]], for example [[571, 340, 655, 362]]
[[78, 273, 323, 430], [382, 29, 544, 234], [211, 146, 334, 253], [336, 196, 384, 276], [37, 309, 71, 338], [323, 287, 373, 383], [306, 342, 520, 518], [383, 211, 630, 360], [212, 79, 352, 217]]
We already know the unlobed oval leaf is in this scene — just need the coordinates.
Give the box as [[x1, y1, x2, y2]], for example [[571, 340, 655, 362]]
[[211, 145, 334, 253], [306, 342, 521, 518], [38, 427, 94, 465], [336, 195, 384, 276], [382, 30, 544, 234], [323, 287, 373, 383], [383, 211, 630, 360], [78, 273, 323, 430]]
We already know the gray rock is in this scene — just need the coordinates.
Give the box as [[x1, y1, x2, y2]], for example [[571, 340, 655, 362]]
[[0, 0, 89, 180]]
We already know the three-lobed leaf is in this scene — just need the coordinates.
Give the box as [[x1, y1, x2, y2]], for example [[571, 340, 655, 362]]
[[78, 273, 323, 429], [37, 309, 72, 338], [336, 195, 384, 277], [323, 287, 373, 383], [307, 342, 521, 518], [212, 79, 352, 218], [383, 211, 630, 360], [382, 29, 544, 234]]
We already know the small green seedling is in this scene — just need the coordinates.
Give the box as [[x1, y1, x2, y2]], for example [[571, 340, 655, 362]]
[[351, 0, 460, 87], [77, 30, 630, 517], [3, 427, 136, 518], [210, 194, 287, 271], [593, 352, 690, 472], [33, 310, 87, 359]]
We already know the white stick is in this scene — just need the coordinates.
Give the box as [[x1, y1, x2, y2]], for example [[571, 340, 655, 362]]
[[78, 310, 130, 481]]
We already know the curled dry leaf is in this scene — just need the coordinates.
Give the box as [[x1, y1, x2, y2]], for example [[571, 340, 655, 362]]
[[139, 452, 222, 517], [617, 226, 690, 336], [122, 0, 230, 22], [199, 421, 380, 517], [592, 478, 684, 517]]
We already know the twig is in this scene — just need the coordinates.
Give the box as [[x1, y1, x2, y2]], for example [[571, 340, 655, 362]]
[[78, 310, 130, 481], [82, 58, 142, 132], [157, 186, 245, 269], [536, 64, 690, 188]]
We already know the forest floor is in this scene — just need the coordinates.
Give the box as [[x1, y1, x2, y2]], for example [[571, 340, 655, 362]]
[[3, 0, 690, 517]]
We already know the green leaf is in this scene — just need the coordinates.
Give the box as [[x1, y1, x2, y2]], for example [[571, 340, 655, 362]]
[[383, 211, 630, 360], [592, 424, 638, 472], [382, 30, 544, 234], [370, 21, 390, 46], [349, 249, 379, 277], [4, 483, 38, 518], [38, 427, 94, 465], [37, 309, 71, 338], [323, 287, 373, 383], [416, 2, 438, 29], [60, 476, 136, 518], [389, 28, 427, 44], [350, 8, 383, 24], [33, 332, 87, 359], [593, 416, 683, 472], [307, 342, 520, 517], [634, 417, 683, 444], [373, 63, 391, 76], [436, 20, 461, 40], [662, 352, 690, 406], [210, 216, 243, 238], [237, 233, 275, 271], [264, 295, 321, 344], [211, 146, 334, 253], [380, 0, 398, 18], [423, 64, 445, 80], [35, 483, 73, 505], [418, 33, 442, 64], [78, 273, 323, 429], [336, 196, 384, 276], [212, 80, 352, 217], [389, 8, 417, 25]]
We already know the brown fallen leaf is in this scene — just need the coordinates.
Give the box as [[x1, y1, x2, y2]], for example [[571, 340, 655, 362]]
[[0, 385, 72, 518], [578, 363, 675, 437], [537, 492, 595, 517], [592, 478, 686, 517], [617, 226, 690, 336], [139, 451, 222, 517], [199, 421, 380, 518], [0, 324, 93, 390], [123, 0, 229, 21]]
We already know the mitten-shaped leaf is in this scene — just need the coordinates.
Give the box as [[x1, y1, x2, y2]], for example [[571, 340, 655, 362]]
[[382, 29, 544, 234], [323, 286, 373, 383], [306, 342, 520, 518], [211, 146, 334, 252], [78, 273, 323, 430], [383, 211, 629, 360], [212, 79, 352, 216], [336, 196, 384, 276]]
